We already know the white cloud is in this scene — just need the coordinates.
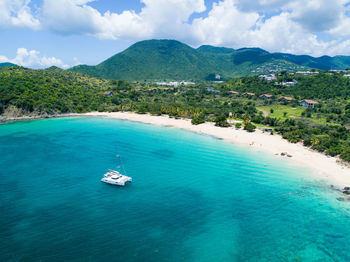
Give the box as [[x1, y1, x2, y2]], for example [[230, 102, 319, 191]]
[[38, 0, 350, 56], [0, 0, 40, 29], [287, 0, 344, 32], [0, 48, 69, 68], [41, 0, 206, 40], [189, 1, 331, 56], [190, 0, 260, 46], [2, 0, 350, 56]]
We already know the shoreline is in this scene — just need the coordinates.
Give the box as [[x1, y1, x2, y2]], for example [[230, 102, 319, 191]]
[[2, 111, 349, 188], [82, 112, 350, 188], [0, 113, 81, 123]]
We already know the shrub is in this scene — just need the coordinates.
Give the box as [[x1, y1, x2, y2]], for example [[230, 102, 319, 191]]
[[214, 115, 230, 127], [235, 122, 242, 129], [244, 122, 256, 132], [340, 147, 350, 162], [191, 116, 205, 125]]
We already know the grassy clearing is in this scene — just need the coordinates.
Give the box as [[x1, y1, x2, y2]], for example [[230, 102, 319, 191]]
[[258, 105, 304, 119], [257, 104, 331, 125]]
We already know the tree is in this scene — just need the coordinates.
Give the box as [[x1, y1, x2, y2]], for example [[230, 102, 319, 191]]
[[191, 116, 205, 125], [214, 115, 230, 127], [244, 122, 256, 132]]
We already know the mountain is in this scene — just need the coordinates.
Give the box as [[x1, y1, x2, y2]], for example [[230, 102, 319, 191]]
[[0, 62, 16, 68], [69, 40, 350, 81], [71, 40, 216, 81]]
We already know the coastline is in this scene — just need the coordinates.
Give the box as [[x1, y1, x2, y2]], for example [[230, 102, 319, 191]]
[[82, 112, 350, 188], [0, 113, 81, 123]]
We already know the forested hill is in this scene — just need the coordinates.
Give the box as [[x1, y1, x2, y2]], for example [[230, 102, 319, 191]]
[[70, 40, 215, 81], [0, 62, 16, 68], [69, 39, 350, 81], [224, 71, 350, 100], [0, 66, 130, 116]]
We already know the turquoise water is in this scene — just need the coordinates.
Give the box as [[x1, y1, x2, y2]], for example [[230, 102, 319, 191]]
[[1, 117, 350, 261]]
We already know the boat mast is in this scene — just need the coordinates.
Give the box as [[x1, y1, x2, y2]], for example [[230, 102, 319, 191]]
[[115, 141, 127, 175]]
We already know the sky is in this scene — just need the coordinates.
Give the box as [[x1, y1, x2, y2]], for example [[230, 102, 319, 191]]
[[1, 0, 350, 68]]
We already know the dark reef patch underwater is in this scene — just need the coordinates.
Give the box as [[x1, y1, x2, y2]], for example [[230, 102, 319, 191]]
[[1, 117, 350, 262]]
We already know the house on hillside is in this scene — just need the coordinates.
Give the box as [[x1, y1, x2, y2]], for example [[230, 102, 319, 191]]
[[279, 96, 294, 102], [258, 74, 276, 81], [330, 70, 347, 73], [206, 87, 220, 93], [344, 74, 350, 78], [296, 71, 319, 76], [282, 80, 298, 86], [104, 91, 114, 97], [260, 94, 273, 100], [244, 92, 255, 96], [229, 91, 239, 95], [299, 99, 318, 108]]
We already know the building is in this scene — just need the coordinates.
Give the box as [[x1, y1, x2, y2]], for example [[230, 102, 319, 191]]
[[104, 91, 114, 97], [330, 69, 348, 73], [344, 74, 350, 78], [229, 91, 239, 95], [281, 80, 298, 86], [155, 81, 195, 87], [279, 96, 294, 102], [296, 71, 319, 76], [299, 99, 318, 108], [244, 92, 255, 96], [258, 74, 276, 81], [206, 87, 220, 93], [260, 94, 273, 100]]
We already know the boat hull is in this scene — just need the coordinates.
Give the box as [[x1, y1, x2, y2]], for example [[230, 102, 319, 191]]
[[101, 177, 132, 186]]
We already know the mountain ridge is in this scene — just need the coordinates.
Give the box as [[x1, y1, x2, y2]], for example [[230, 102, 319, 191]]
[[0, 62, 16, 68], [69, 39, 350, 80]]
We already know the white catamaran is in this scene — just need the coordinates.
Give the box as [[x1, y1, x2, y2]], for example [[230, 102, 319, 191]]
[[101, 169, 132, 186]]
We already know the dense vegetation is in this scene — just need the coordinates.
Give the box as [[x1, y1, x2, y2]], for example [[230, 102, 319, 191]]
[[225, 71, 350, 100], [0, 66, 129, 114], [70, 39, 350, 81], [0, 62, 16, 68], [1, 66, 350, 163]]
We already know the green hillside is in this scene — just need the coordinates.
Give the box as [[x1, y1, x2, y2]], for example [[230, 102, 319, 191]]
[[0, 66, 128, 115], [0, 62, 16, 68], [71, 40, 216, 81], [69, 39, 350, 81]]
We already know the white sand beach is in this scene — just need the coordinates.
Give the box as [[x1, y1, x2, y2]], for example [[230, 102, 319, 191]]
[[83, 112, 350, 187]]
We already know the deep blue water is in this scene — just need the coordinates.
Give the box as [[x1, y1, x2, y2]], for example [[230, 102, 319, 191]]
[[1, 117, 350, 262]]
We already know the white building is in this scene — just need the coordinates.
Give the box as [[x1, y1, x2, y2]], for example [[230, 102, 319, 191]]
[[296, 71, 319, 76], [300, 99, 318, 108], [282, 80, 298, 86], [258, 74, 276, 81], [155, 81, 195, 87]]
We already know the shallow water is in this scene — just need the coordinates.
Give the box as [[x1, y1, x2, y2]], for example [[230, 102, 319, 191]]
[[0, 117, 349, 261]]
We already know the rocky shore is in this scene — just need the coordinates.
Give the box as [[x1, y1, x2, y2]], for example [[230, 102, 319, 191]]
[[0, 113, 80, 123]]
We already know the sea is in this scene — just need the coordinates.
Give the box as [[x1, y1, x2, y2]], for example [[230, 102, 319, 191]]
[[0, 117, 350, 262]]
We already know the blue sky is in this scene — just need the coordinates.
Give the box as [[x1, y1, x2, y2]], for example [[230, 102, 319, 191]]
[[1, 0, 350, 68]]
